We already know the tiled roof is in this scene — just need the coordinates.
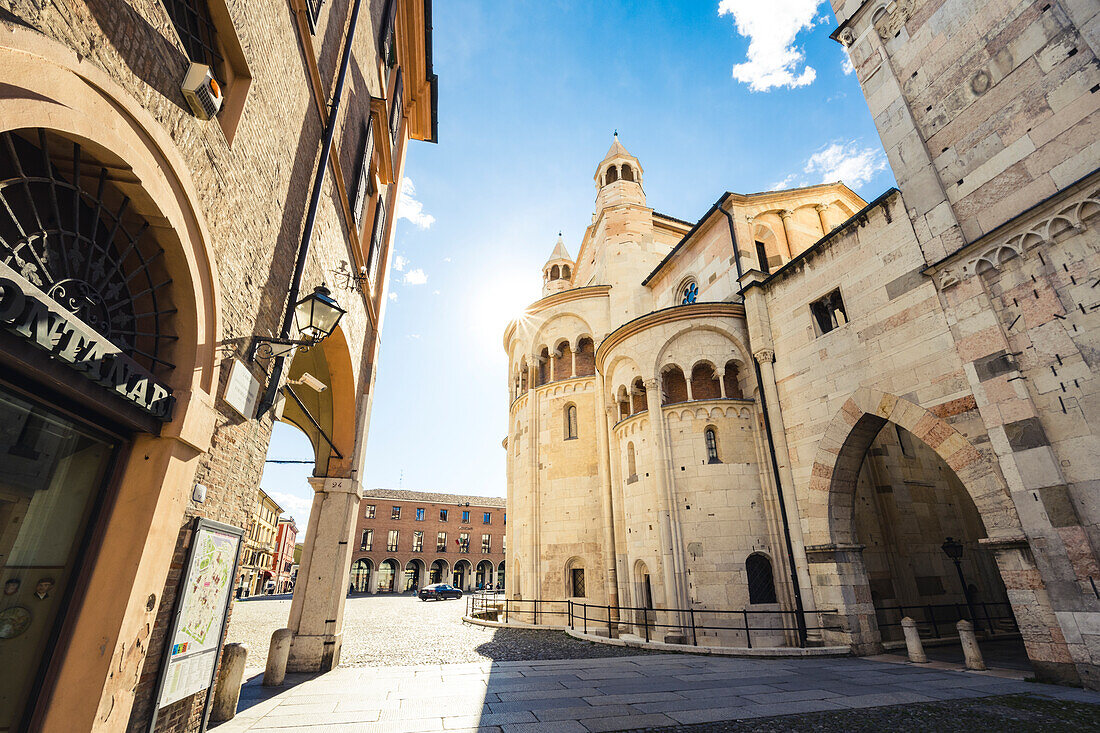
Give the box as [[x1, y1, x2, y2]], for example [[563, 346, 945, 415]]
[[361, 488, 506, 508]]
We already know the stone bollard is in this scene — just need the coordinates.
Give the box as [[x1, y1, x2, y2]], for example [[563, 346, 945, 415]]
[[210, 643, 248, 722], [901, 617, 927, 663], [957, 620, 986, 671], [264, 628, 293, 686]]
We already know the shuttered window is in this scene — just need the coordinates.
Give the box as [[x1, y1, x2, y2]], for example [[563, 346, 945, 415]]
[[352, 115, 375, 229]]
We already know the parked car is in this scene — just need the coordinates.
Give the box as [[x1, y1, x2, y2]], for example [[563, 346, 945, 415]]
[[418, 583, 463, 601]]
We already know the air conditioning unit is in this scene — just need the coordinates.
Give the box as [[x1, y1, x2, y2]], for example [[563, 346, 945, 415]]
[[181, 62, 223, 120]]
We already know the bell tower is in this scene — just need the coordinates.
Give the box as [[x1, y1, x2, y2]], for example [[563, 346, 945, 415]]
[[594, 132, 645, 213], [541, 232, 574, 297]]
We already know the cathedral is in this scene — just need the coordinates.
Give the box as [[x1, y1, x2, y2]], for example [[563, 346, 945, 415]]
[[503, 0, 1100, 689]]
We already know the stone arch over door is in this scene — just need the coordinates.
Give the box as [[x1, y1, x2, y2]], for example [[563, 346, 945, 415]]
[[803, 387, 1062, 668]]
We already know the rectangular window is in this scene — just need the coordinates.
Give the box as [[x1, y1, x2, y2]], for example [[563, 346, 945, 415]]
[[437, 531, 447, 551], [163, 0, 224, 75], [571, 568, 586, 598], [503, 513, 506, 525], [755, 240, 770, 274], [459, 533, 469, 553], [389, 68, 404, 147], [502, 534, 506, 553], [365, 504, 375, 519], [462, 510, 470, 523], [810, 289, 848, 336], [439, 509, 448, 521], [415, 507, 425, 521], [352, 115, 376, 229], [360, 529, 373, 551], [412, 531, 423, 552], [387, 530, 399, 552], [367, 195, 388, 289], [483, 512, 491, 524], [391, 505, 400, 520], [481, 534, 491, 553]]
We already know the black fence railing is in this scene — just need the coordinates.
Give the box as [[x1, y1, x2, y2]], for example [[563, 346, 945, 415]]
[[466, 592, 570, 625], [875, 601, 1018, 640]]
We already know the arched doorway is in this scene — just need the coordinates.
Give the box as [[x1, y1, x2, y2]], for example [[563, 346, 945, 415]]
[[807, 389, 1052, 675], [350, 559, 372, 593], [476, 560, 495, 590], [377, 559, 398, 593], [496, 561, 505, 590], [453, 560, 471, 591], [429, 559, 448, 585], [404, 559, 425, 592]]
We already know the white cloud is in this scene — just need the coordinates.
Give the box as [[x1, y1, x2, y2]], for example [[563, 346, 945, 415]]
[[407, 333, 421, 340], [388, 292, 398, 301], [804, 141, 888, 188], [718, 0, 824, 91], [394, 255, 409, 272], [395, 177, 435, 229], [442, 257, 452, 263], [432, 290, 441, 296], [403, 268, 428, 285], [841, 48, 854, 75], [266, 490, 313, 535], [770, 172, 804, 191]]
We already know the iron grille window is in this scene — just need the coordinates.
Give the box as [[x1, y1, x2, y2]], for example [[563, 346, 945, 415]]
[[481, 535, 490, 553], [367, 195, 387, 288], [459, 533, 469, 553], [352, 115, 375, 230], [365, 504, 375, 518], [387, 530, 399, 552], [746, 553, 777, 604], [437, 532, 447, 551], [440, 509, 448, 521], [483, 512, 491, 525], [162, 0, 224, 77], [390, 505, 400, 520], [412, 531, 423, 552], [570, 568, 586, 598], [705, 428, 720, 463], [360, 529, 372, 551], [415, 508, 425, 521], [462, 510, 470, 523]]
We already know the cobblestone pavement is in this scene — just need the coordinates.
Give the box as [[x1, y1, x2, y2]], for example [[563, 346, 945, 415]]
[[212, 652, 1100, 733], [226, 592, 659, 670]]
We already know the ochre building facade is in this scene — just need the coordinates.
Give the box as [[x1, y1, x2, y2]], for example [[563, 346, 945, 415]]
[[0, 1, 436, 731], [505, 0, 1099, 689]]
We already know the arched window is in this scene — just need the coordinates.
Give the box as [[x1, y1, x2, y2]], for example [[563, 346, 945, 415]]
[[690, 363, 721, 400], [621, 163, 634, 181], [565, 404, 578, 439], [550, 264, 560, 280], [566, 558, 586, 597], [520, 358, 529, 392], [631, 378, 648, 413], [661, 366, 688, 405], [561, 264, 571, 280], [618, 387, 630, 421], [723, 360, 743, 399], [538, 347, 550, 386], [680, 281, 698, 304], [575, 337, 596, 376], [554, 341, 572, 381], [626, 442, 637, 481], [746, 553, 777, 604], [705, 427, 720, 463], [605, 166, 618, 185]]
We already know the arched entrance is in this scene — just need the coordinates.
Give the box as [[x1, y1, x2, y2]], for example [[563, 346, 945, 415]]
[[403, 559, 425, 592], [496, 561, 505, 589], [429, 559, 448, 585], [476, 560, 495, 590], [350, 558, 372, 593], [452, 560, 471, 591], [377, 559, 398, 593], [806, 388, 1058, 677]]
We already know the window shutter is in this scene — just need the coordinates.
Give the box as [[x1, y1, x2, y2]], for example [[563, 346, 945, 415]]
[[389, 69, 404, 147], [352, 116, 376, 229], [367, 195, 388, 289]]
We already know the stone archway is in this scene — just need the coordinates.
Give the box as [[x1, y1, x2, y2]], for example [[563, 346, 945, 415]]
[[804, 387, 1064, 677]]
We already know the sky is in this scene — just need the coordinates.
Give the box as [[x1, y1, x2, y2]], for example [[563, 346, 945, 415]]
[[263, 0, 898, 538]]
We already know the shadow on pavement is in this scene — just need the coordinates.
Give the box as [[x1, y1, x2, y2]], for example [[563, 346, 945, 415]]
[[233, 671, 318, 714]]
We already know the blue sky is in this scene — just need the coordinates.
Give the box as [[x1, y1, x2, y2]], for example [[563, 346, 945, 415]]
[[264, 0, 898, 536]]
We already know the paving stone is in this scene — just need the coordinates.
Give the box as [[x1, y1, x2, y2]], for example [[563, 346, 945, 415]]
[[579, 712, 678, 731], [532, 704, 639, 722]]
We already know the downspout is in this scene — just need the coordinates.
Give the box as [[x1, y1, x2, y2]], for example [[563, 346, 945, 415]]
[[721, 206, 808, 647], [257, 0, 365, 416]]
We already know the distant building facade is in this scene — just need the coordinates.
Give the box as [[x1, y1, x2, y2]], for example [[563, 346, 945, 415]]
[[350, 490, 506, 593], [506, 1, 1099, 689], [272, 517, 299, 594], [239, 490, 283, 596]]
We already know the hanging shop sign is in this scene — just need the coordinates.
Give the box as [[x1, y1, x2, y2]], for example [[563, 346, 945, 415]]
[[0, 260, 174, 420], [150, 518, 244, 729]]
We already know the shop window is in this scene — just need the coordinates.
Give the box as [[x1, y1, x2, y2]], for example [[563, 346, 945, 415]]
[[387, 530, 399, 552], [415, 507, 425, 521], [462, 510, 470, 523], [565, 403, 578, 440], [810, 289, 848, 336], [361, 529, 373, 551], [459, 533, 470, 553], [437, 532, 447, 551], [705, 427, 720, 463], [390, 505, 400, 520], [481, 534, 491, 553], [412, 531, 423, 552], [483, 512, 491, 524], [440, 509, 448, 522], [746, 553, 777, 604]]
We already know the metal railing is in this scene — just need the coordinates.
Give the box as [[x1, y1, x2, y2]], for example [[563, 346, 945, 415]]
[[466, 592, 569, 625], [875, 601, 1017, 639]]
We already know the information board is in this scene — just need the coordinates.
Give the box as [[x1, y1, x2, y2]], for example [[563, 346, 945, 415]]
[[152, 518, 243, 722]]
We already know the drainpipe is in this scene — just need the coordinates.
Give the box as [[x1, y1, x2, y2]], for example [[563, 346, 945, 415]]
[[257, 0, 365, 416], [721, 206, 808, 647]]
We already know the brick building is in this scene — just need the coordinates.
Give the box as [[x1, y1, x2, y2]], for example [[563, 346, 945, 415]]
[[272, 516, 298, 594], [506, 1, 1099, 688], [0, 1, 436, 731], [350, 490, 506, 593]]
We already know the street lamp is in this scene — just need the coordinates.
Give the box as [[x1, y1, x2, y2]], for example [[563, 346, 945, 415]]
[[251, 284, 347, 361], [941, 536, 978, 624]]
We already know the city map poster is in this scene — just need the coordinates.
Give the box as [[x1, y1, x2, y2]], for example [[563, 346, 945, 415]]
[[153, 518, 243, 716]]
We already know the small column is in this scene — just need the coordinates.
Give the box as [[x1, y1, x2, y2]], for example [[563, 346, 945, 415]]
[[815, 203, 831, 235], [548, 353, 555, 383], [210, 643, 248, 722], [685, 377, 694, 402], [957, 620, 986, 670], [901, 617, 927, 663], [715, 367, 726, 399], [593, 382, 620, 632], [571, 348, 577, 378], [779, 209, 795, 258], [264, 628, 293, 686]]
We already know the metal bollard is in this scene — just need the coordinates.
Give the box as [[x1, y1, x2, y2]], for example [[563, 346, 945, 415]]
[[957, 619, 986, 671], [901, 617, 927, 663], [210, 643, 248, 722], [264, 628, 293, 686]]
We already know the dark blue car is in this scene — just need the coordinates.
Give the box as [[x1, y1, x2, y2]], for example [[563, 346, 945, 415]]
[[418, 583, 462, 601]]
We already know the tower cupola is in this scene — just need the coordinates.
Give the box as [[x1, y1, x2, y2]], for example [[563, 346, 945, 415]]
[[594, 132, 645, 212], [542, 232, 574, 297]]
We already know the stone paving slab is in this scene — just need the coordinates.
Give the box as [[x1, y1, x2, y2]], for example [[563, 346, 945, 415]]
[[213, 653, 1100, 733]]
